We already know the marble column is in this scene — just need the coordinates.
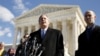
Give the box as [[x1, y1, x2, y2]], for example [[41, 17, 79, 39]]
[[62, 20, 67, 45], [13, 27, 18, 48], [75, 20, 78, 51], [52, 22, 57, 29], [28, 25, 32, 34], [20, 27, 25, 38], [72, 18, 77, 56], [35, 24, 39, 31], [62, 20, 70, 56]]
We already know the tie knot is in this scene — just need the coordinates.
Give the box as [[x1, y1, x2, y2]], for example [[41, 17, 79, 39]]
[[42, 29, 45, 34]]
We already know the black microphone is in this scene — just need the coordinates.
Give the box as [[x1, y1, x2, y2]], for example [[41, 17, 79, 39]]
[[24, 35, 31, 56], [28, 35, 44, 56], [37, 47, 45, 56]]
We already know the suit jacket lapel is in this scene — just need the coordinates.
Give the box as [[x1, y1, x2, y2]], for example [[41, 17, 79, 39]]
[[42, 28, 51, 46], [36, 29, 42, 43]]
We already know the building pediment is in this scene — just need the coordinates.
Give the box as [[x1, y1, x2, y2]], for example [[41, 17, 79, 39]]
[[17, 4, 79, 19]]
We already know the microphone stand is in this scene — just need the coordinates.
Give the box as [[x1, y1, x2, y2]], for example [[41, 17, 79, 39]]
[[24, 41, 28, 56], [37, 47, 45, 56], [27, 37, 44, 56], [24, 36, 31, 56]]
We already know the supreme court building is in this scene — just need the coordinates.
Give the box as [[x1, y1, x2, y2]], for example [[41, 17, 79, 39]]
[[13, 4, 86, 56]]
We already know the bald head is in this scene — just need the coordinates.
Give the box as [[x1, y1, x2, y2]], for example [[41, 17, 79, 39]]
[[84, 10, 96, 25], [85, 10, 96, 16]]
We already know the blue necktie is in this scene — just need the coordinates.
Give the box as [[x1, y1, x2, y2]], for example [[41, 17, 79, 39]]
[[41, 30, 45, 39]]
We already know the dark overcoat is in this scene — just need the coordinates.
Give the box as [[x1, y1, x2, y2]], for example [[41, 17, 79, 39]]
[[75, 25, 100, 56], [27, 28, 64, 56]]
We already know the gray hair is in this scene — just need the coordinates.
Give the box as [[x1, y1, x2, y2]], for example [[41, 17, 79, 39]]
[[85, 10, 96, 16]]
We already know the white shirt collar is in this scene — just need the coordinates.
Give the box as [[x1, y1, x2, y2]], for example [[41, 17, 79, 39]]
[[41, 28, 48, 36], [41, 27, 48, 31]]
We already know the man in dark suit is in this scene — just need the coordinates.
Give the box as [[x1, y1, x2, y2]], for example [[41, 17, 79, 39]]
[[75, 10, 100, 56], [27, 14, 64, 56]]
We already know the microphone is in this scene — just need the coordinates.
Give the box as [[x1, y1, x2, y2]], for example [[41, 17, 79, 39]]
[[37, 47, 45, 56], [29, 37, 37, 56], [27, 36, 45, 56], [24, 35, 31, 56]]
